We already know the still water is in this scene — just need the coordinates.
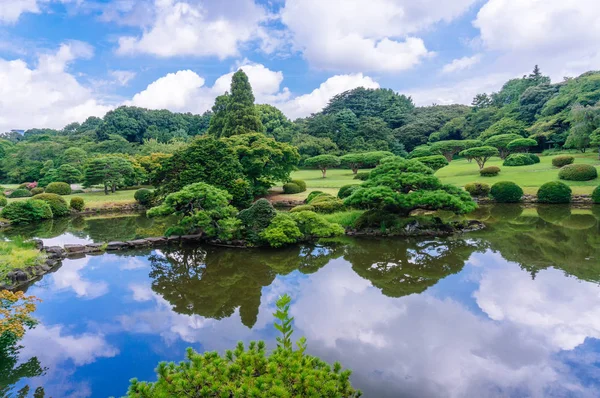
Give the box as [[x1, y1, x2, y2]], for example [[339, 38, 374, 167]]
[[3, 206, 600, 397]]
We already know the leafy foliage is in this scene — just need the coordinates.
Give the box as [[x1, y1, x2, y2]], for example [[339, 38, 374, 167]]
[[44, 182, 71, 196], [558, 164, 598, 181], [490, 181, 524, 203], [507, 138, 537, 153], [1, 200, 53, 224], [459, 146, 499, 169], [537, 182, 572, 204], [8, 189, 32, 198], [260, 213, 303, 248], [413, 155, 449, 171], [480, 166, 501, 177], [304, 155, 341, 178], [221, 70, 264, 137], [338, 184, 361, 199], [484, 134, 524, 159], [552, 155, 575, 167], [592, 186, 600, 204], [290, 211, 345, 237], [283, 182, 304, 194], [503, 153, 536, 167], [353, 172, 370, 181], [83, 156, 134, 195], [464, 182, 491, 197], [339, 151, 394, 174], [237, 199, 277, 245], [430, 140, 482, 161], [69, 197, 85, 211], [306, 191, 326, 203], [309, 194, 344, 213], [31, 193, 69, 217]]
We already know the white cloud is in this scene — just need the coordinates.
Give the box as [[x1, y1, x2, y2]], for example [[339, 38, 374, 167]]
[[0, 42, 112, 132], [50, 257, 109, 298], [442, 54, 482, 74], [0, 0, 80, 23], [109, 69, 136, 86], [116, 0, 268, 58], [129, 70, 207, 111], [280, 0, 477, 72]]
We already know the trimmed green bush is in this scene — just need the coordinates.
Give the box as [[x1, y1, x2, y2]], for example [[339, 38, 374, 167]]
[[290, 204, 315, 213], [558, 164, 598, 181], [338, 184, 361, 199], [503, 153, 535, 167], [592, 186, 600, 204], [45, 182, 72, 195], [527, 153, 541, 164], [282, 182, 304, 194], [306, 191, 325, 203], [413, 155, 449, 171], [353, 172, 370, 181], [9, 189, 32, 198], [1, 199, 53, 224], [0, 196, 7, 207], [289, 211, 345, 237], [309, 195, 344, 213], [552, 155, 575, 168], [537, 182, 572, 204], [30, 187, 45, 195], [32, 193, 70, 217], [238, 198, 277, 244], [260, 213, 303, 247], [290, 179, 307, 191], [70, 197, 85, 211], [134, 188, 154, 206], [480, 166, 501, 177], [490, 181, 523, 203], [464, 182, 491, 197]]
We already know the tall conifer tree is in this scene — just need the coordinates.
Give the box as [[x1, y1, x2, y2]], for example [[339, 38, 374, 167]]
[[221, 70, 263, 137]]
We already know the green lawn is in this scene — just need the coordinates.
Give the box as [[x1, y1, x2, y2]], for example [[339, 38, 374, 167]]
[[7, 189, 137, 209], [282, 153, 600, 199]]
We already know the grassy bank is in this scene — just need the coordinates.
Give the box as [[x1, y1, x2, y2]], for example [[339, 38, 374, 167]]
[[281, 153, 600, 199], [6, 189, 137, 209], [0, 238, 46, 284]]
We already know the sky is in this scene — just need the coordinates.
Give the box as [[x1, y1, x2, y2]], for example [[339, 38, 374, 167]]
[[0, 0, 599, 132]]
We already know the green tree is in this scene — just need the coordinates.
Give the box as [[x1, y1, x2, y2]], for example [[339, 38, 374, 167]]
[[83, 156, 134, 194], [507, 138, 537, 153], [60, 147, 88, 168], [56, 164, 83, 184], [479, 118, 527, 140], [292, 134, 338, 160], [304, 155, 341, 178], [256, 104, 294, 142], [206, 93, 230, 136], [459, 146, 499, 169], [471, 93, 492, 110], [339, 151, 394, 174], [565, 104, 600, 153], [430, 140, 482, 162], [484, 133, 523, 159], [221, 70, 263, 137]]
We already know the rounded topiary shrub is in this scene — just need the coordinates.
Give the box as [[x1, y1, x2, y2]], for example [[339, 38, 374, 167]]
[[490, 181, 523, 203], [537, 181, 572, 204], [558, 164, 598, 181], [309, 195, 344, 213], [527, 154, 541, 164], [9, 189, 32, 198], [70, 197, 85, 211], [45, 182, 72, 195], [30, 187, 44, 195], [1, 199, 53, 224], [0, 196, 7, 207], [282, 182, 304, 194], [32, 193, 70, 217], [290, 179, 307, 191], [503, 154, 535, 167], [289, 204, 315, 213], [134, 188, 154, 206], [480, 166, 501, 177], [592, 186, 600, 204], [338, 184, 361, 199], [464, 182, 491, 197], [552, 155, 575, 168], [306, 191, 325, 203], [353, 172, 370, 181]]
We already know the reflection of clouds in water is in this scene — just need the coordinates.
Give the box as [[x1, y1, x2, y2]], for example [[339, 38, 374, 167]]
[[42, 233, 91, 247], [120, 257, 147, 270], [129, 283, 154, 302], [19, 323, 119, 398], [291, 258, 596, 398], [51, 257, 108, 298], [475, 255, 600, 351]]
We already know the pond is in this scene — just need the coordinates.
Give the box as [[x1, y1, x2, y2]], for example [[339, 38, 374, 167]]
[[3, 205, 600, 397]]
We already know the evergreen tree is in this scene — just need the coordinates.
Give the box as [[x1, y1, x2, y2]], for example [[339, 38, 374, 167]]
[[221, 70, 263, 137], [206, 93, 230, 136]]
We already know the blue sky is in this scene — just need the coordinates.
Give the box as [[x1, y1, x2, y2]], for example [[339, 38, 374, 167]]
[[0, 0, 599, 132]]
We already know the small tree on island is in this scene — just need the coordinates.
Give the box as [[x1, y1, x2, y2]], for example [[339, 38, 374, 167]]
[[459, 146, 499, 169], [339, 151, 393, 174], [430, 140, 482, 162], [507, 138, 537, 153], [304, 155, 341, 178], [344, 158, 476, 216]]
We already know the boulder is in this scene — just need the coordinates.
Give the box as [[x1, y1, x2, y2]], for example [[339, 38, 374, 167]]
[[129, 239, 149, 247], [85, 243, 105, 253], [146, 237, 167, 244], [181, 234, 202, 242], [45, 246, 65, 255], [106, 241, 128, 251], [64, 244, 86, 254]]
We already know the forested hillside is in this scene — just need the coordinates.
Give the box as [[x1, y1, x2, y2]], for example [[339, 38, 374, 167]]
[[1, 66, 599, 184]]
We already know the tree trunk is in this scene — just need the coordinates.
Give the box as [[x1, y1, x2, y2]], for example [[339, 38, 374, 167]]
[[321, 168, 327, 178], [111, 183, 116, 193], [352, 167, 358, 174], [104, 183, 109, 195]]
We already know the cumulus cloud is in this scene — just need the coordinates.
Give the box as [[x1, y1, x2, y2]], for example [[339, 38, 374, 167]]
[[280, 0, 477, 72], [0, 42, 112, 132], [128, 62, 377, 119], [50, 257, 109, 299], [109, 69, 136, 86], [442, 54, 482, 74], [0, 0, 80, 23], [116, 0, 268, 58]]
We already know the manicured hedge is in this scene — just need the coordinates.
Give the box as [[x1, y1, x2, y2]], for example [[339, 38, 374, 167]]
[[1, 199, 53, 224], [306, 191, 326, 203], [283, 182, 304, 194], [527, 154, 541, 164], [464, 182, 491, 197], [593, 186, 600, 204], [503, 153, 535, 167], [45, 182, 72, 195], [70, 197, 85, 211], [537, 181, 572, 204], [0, 196, 7, 207], [552, 155, 575, 168], [30, 187, 44, 195], [337, 184, 361, 199], [290, 180, 307, 191], [309, 194, 344, 213], [32, 193, 70, 217], [353, 172, 370, 181], [9, 189, 32, 198], [558, 164, 598, 181], [290, 204, 315, 213], [490, 181, 523, 203], [134, 188, 154, 206], [480, 166, 501, 177]]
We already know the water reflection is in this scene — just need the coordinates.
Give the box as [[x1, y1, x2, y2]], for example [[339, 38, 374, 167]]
[[6, 205, 600, 397]]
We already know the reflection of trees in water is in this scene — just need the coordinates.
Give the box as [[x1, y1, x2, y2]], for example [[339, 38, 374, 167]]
[[148, 243, 343, 328], [472, 204, 600, 282], [343, 238, 480, 298], [0, 333, 46, 397], [2, 217, 70, 239]]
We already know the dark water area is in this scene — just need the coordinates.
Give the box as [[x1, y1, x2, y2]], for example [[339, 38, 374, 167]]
[[3, 205, 600, 397]]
